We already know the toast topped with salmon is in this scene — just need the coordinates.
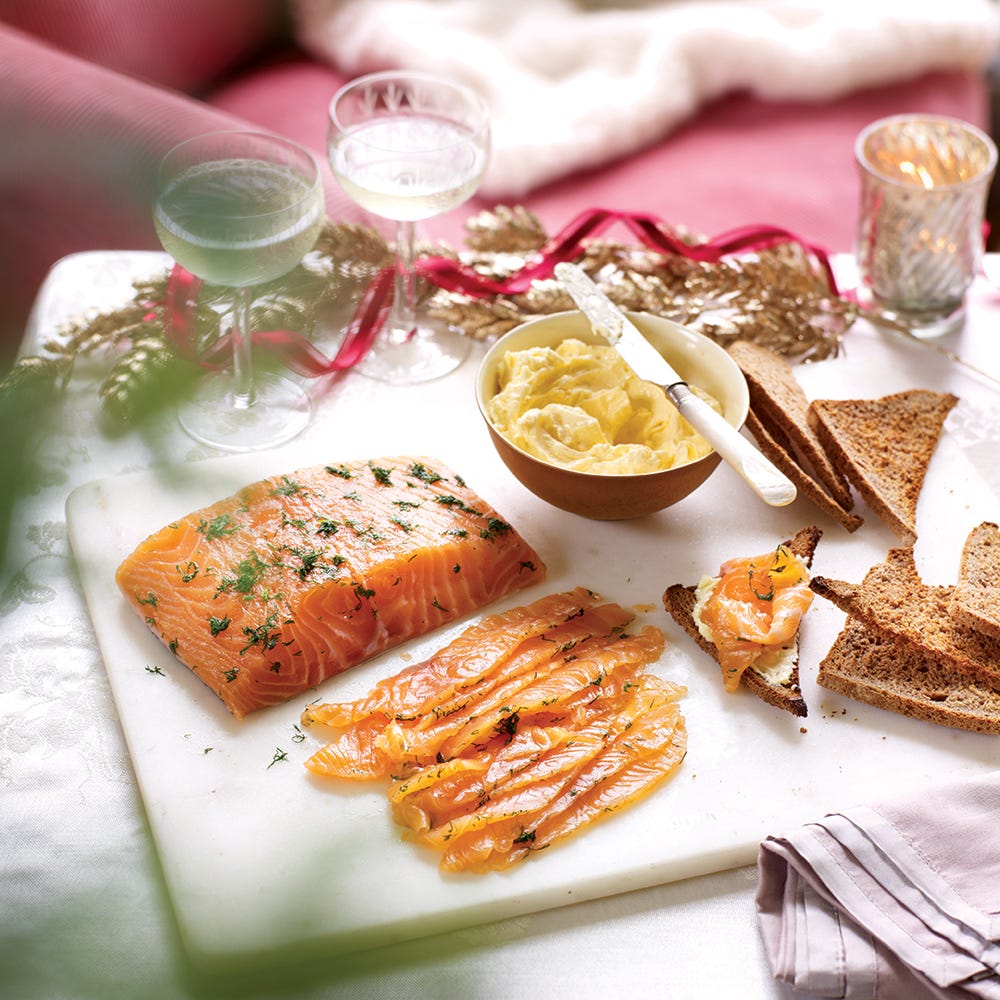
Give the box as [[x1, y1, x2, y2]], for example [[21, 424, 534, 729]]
[[662, 526, 822, 717]]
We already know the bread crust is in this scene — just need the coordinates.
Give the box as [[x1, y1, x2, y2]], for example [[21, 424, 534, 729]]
[[810, 547, 1000, 686], [950, 521, 1000, 641], [807, 390, 957, 545], [661, 526, 821, 718], [744, 410, 863, 534], [728, 341, 853, 509], [817, 617, 1000, 734]]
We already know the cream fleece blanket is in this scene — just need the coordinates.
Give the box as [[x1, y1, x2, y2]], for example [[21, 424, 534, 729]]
[[291, 0, 1000, 197]]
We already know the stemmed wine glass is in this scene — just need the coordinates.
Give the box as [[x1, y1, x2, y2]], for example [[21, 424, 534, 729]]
[[154, 130, 325, 451], [328, 71, 490, 384]]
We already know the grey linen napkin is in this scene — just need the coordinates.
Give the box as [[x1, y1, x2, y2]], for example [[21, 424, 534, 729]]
[[756, 770, 1000, 999]]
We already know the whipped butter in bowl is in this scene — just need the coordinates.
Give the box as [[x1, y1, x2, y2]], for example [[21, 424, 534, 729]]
[[476, 310, 749, 520]]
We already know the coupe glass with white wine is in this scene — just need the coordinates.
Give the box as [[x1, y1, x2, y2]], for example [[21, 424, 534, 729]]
[[328, 71, 490, 383], [154, 130, 324, 451]]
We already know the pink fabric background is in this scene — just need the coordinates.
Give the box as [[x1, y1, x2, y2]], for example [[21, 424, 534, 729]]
[[211, 59, 988, 250], [0, 1, 989, 360], [0, 0, 283, 91]]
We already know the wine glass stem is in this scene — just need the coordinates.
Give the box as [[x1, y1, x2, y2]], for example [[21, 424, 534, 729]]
[[231, 286, 254, 409], [391, 219, 417, 344]]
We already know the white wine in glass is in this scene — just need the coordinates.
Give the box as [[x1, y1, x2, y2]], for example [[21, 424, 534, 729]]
[[329, 72, 490, 384], [154, 131, 324, 451]]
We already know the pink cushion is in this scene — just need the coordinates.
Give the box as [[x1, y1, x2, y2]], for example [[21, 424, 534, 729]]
[[0, 0, 282, 92], [0, 27, 358, 356], [210, 59, 988, 253]]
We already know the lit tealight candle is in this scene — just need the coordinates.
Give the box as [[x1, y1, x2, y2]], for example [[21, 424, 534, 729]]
[[854, 114, 997, 338]]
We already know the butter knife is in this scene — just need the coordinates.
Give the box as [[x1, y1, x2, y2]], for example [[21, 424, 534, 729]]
[[554, 262, 797, 508]]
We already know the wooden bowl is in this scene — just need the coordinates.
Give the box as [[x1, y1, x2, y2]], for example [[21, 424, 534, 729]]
[[475, 310, 750, 520]]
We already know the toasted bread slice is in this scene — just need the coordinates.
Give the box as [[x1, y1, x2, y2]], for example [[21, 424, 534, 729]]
[[810, 546, 1000, 686], [950, 522, 1000, 641], [727, 341, 853, 510], [662, 525, 822, 717], [744, 410, 863, 534], [807, 389, 958, 545], [817, 616, 1000, 734]]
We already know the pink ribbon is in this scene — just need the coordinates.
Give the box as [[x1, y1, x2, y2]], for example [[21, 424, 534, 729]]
[[162, 209, 838, 374], [162, 263, 394, 376], [416, 207, 838, 296]]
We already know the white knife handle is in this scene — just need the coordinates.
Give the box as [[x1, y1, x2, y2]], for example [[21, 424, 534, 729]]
[[667, 385, 797, 508]]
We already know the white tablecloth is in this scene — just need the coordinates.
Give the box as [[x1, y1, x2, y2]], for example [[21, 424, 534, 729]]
[[3, 251, 999, 1000]]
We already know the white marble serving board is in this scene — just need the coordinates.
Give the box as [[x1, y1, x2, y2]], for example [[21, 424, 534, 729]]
[[67, 318, 1000, 971]]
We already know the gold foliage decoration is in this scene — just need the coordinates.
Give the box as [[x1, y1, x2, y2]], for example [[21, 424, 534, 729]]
[[18, 209, 853, 431], [426, 208, 855, 362]]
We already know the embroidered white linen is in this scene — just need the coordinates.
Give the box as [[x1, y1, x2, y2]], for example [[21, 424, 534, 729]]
[[758, 771, 1000, 998], [290, 0, 1000, 198]]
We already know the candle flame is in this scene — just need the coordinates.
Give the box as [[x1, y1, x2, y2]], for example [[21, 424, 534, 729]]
[[898, 160, 936, 190]]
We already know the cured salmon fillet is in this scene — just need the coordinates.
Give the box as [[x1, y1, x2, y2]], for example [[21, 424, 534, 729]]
[[115, 456, 545, 719], [303, 587, 687, 873]]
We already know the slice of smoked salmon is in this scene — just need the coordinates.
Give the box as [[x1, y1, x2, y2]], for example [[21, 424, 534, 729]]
[[301, 586, 604, 729], [439, 686, 686, 873], [375, 609, 645, 767], [115, 456, 545, 719], [302, 587, 687, 873], [302, 590, 633, 776], [696, 544, 813, 691]]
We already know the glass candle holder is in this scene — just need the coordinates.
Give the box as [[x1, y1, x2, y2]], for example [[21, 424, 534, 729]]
[[854, 114, 997, 339]]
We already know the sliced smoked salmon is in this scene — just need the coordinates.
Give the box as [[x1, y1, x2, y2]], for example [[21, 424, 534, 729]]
[[303, 587, 687, 873], [115, 456, 545, 719], [693, 543, 813, 692]]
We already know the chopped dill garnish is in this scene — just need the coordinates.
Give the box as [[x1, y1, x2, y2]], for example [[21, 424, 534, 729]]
[[219, 552, 268, 595], [294, 549, 320, 579], [240, 612, 281, 653], [196, 512, 238, 540], [208, 615, 231, 636], [434, 494, 482, 516], [270, 476, 303, 497], [369, 463, 393, 486], [480, 518, 512, 541], [408, 462, 443, 484]]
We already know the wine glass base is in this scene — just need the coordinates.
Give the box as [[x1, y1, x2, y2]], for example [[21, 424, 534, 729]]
[[177, 372, 312, 452], [359, 325, 470, 384]]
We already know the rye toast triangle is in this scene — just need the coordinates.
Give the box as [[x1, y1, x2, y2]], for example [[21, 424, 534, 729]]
[[807, 389, 958, 546], [816, 616, 1000, 735], [810, 546, 1000, 685], [950, 521, 1000, 641], [727, 341, 853, 510], [743, 409, 863, 534]]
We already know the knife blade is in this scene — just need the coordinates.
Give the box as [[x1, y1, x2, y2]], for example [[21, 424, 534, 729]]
[[554, 262, 797, 508]]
